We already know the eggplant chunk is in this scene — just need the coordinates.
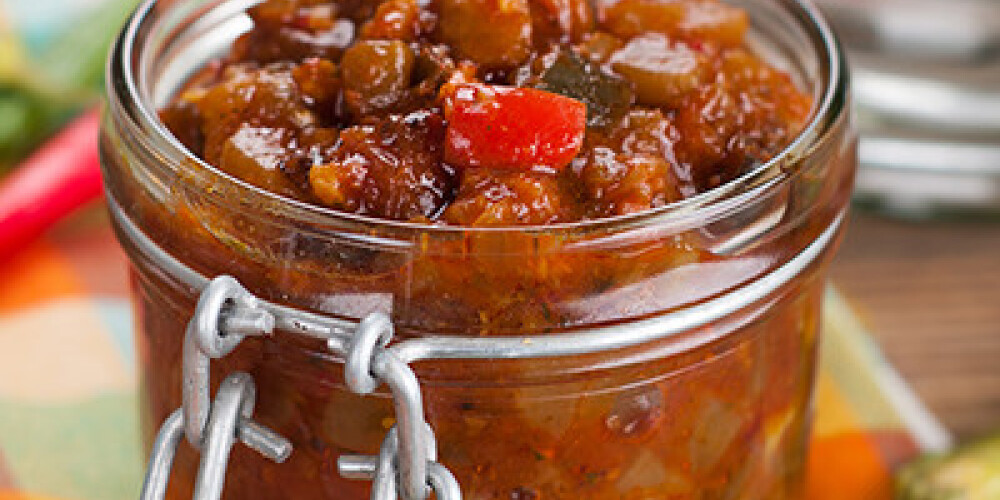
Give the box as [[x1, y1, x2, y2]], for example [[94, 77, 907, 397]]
[[532, 48, 633, 128]]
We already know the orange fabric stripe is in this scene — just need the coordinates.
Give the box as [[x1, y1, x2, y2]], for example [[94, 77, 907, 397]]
[[0, 241, 84, 314], [806, 432, 893, 500], [0, 491, 62, 500]]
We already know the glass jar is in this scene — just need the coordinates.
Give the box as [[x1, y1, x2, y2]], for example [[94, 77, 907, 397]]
[[101, 0, 854, 498]]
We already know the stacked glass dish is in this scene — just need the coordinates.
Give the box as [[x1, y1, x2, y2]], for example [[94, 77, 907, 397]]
[[818, 0, 1000, 217]]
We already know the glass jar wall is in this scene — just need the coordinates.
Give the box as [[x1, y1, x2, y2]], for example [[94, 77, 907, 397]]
[[101, 0, 854, 498]]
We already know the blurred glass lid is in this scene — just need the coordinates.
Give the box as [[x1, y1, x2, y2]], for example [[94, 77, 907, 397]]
[[815, 0, 1000, 218]]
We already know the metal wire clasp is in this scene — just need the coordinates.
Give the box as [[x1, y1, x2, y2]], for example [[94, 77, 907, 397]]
[[139, 275, 460, 500], [328, 315, 461, 500], [339, 427, 461, 500], [138, 277, 291, 500], [183, 276, 275, 448], [139, 372, 292, 500]]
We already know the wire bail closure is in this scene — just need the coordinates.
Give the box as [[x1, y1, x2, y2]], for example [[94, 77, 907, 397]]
[[338, 427, 462, 500], [328, 314, 450, 500], [138, 276, 461, 500], [138, 372, 292, 500], [182, 276, 275, 449], [140, 276, 290, 500]]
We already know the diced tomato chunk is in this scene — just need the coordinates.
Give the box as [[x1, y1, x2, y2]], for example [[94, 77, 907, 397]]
[[443, 84, 587, 170]]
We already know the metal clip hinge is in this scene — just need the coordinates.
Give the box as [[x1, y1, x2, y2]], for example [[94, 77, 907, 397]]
[[140, 276, 291, 500], [183, 276, 275, 449], [141, 276, 460, 500], [139, 372, 291, 500], [338, 427, 461, 500], [329, 313, 461, 500]]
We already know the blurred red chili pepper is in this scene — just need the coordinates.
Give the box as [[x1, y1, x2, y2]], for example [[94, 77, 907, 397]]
[[0, 109, 103, 261]]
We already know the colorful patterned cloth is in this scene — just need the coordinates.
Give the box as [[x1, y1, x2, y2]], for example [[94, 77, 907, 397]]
[[0, 0, 953, 496], [0, 201, 951, 500]]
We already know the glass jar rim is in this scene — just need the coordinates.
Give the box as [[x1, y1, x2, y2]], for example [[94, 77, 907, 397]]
[[107, 0, 849, 236]]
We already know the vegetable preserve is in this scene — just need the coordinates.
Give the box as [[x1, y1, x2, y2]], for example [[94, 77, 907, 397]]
[[101, 0, 855, 498]]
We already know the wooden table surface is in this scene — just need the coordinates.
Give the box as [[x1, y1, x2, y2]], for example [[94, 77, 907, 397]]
[[830, 211, 1000, 440]]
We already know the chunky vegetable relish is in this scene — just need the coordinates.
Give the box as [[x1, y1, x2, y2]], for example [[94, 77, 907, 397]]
[[122, 1, 848, 499], [160, 0, 811, 225]]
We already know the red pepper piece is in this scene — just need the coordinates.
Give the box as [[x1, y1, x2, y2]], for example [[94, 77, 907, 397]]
[[444, 84, 586, 171]]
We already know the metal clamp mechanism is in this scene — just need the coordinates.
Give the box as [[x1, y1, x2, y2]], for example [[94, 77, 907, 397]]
[[328, 314, 456, 500], [139, 373, 292, 500], [183, 276, 275, 449], [139, 276, 460, 500], [339, 427, 461, 500], [139, 276, 291, 500]]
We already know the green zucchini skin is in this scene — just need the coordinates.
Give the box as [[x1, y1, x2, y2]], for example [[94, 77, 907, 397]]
[[896, 434, 1000, 500]]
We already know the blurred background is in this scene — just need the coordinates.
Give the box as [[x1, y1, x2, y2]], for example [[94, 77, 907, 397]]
[[0, 0, 998, 498], [0, 0, 133, 170], [819, 0, 1000, 436]]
